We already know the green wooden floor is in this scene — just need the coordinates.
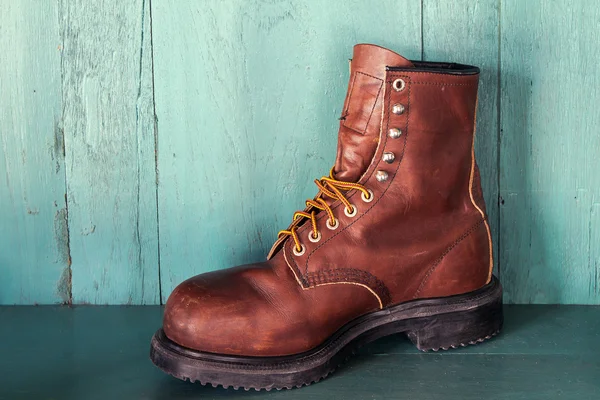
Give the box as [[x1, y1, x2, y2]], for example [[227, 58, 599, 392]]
[[0, 306, 598, 399]]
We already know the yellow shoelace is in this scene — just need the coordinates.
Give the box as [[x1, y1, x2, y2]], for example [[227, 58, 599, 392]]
[[278, 169, 371, 253]]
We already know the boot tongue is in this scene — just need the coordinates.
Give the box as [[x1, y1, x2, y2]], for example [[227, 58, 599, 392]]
[[333, 44, 414, 182]]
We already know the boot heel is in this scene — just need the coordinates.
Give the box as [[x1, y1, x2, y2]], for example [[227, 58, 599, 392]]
[[405, 293, 503, 351]]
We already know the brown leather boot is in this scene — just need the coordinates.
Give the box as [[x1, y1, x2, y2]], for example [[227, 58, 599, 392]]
[[150, 44, 503, 390]]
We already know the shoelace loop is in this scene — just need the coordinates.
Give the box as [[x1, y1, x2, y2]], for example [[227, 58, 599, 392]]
[[278, 169, 371, 253]]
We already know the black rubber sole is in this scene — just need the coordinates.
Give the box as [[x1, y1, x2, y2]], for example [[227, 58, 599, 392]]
[[150, 276, 503, 391]]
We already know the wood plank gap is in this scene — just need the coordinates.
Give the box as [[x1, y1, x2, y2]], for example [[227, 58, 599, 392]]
[[420, 0, 424, 60], [496, 0, 502, 281], [60, 0, 160, 304], [58, 2, 73, 305], [148, 0, 163, 305]]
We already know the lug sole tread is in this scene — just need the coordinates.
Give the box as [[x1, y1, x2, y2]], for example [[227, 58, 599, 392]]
[[161, 350, 360, 391], [160, 330, 501, 391], [420, 329, 500, 352]]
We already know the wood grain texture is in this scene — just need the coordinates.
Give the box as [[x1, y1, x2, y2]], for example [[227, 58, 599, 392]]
[[2, 0, 600, 305], [0, 2, 68, 304], [500, 0, 600, 304], [60, 0, 159, 304], [422, 0, 500, 276], [151, 0, 422, 301]]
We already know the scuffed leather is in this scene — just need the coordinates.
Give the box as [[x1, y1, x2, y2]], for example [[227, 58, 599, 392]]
[[163, 44, 492, 357], [163, 251, 379, 356]]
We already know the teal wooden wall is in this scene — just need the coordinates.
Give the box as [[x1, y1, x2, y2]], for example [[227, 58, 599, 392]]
[[1, 0, 598, 305]]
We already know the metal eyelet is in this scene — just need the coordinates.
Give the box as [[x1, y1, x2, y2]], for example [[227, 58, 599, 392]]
[[392, 103, 405, 115], [326, 219, 339, 230], [376, 170, 389, 182], [382, 152, 395, 164], [308, 231, 321, 243], [292, 244, 306, 256], [361, 189, 374, 203], [344, 205, 358, 217], [388, 128, 402, 139], [392, 78, 405, 92]]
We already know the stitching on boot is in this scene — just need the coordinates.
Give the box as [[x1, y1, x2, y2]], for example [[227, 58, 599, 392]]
[[413, 219, 485, 298], [294, 73, 410, 277], [310, 282, 383, 309], [282, 245, 385, 308], [352, 70, 383, 81], [286, 72, 410, 235], [398, 71, 480, 78], [412, 82, 477, 86], [342, 72, 358, 116], [361, 78, 383, 134], [307, 268, 392, 307], [342, 71, 384, 134], [285, 73, 409, 309], [283, 245, 310, 287], [468, 95, 494, 283]]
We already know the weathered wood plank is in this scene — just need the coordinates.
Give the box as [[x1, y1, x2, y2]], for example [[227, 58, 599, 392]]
[[500, 0, 600, 303], [422, 0, 500, 276], [60, 0, 159, 304], [151, 0, 423, 301], [0, 2, 68, 304]]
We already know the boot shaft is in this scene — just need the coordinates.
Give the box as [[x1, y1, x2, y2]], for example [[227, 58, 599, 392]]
[[334, 44, 414, 182], [336, 45, 483, 215], [277, 45, 492, 306]]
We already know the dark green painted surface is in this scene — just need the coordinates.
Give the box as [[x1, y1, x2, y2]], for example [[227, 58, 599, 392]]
[[0, 306, 598, 399]]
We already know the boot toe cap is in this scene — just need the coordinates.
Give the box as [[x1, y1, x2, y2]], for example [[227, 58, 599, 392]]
[[163, 270, 257, 354], [161, 260, 381, 356], [162, 264, 310, 356]]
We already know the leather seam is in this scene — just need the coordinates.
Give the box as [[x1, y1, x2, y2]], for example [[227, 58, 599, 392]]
[[411, 82, 477, 86], [393, 71, 479, 77], [293, 73, 410, 276], [286, 70, 396, 232], [282, 246, 385, 309], [342, 71, 384, 134], [352, 70, 383, 81], [468, 95, 494, 283], [283, 74, 411, 307], [343, 72, 358, 116], [413, 219, 485, 299], [310, 282, 383, 309], [287, 73, 409, 309], [283, 245, 309, 288], [361, 79, 383, 134], [306, 268, 392, 307]]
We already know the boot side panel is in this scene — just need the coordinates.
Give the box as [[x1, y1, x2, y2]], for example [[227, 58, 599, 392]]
[[412, 218, 491, 299]]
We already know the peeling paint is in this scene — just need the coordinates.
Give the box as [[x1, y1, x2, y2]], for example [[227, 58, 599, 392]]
[[54, 208, 70, 265], [81, 224, 96, 236], [54, 207, 72, 303], [56, 266, 72, 304], [53, 119, 65, 173]]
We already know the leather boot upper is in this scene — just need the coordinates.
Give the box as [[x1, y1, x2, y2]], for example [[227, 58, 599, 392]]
[[334, 44, 414, 182], [163, 44, 493, 357]]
